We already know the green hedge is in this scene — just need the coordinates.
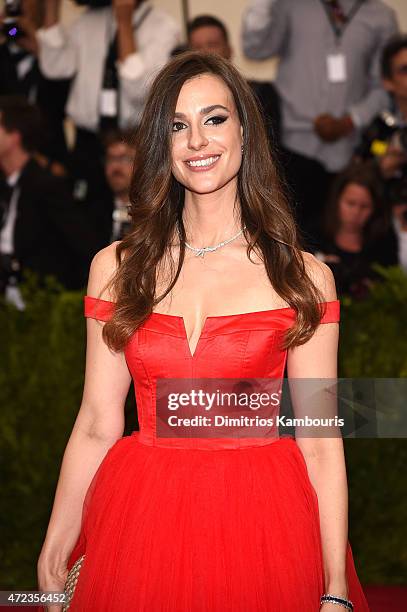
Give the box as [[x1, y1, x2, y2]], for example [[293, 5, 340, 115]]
[[337, 266, 407, 584], [1, 268, 406, 588]]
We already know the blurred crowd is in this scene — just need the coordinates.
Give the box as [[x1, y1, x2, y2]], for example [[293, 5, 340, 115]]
[[1, 0, 407, 309]]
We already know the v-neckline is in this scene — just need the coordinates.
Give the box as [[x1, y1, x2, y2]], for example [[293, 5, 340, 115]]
[[152, 311, 210, 358], [180, 317, 208, 359]]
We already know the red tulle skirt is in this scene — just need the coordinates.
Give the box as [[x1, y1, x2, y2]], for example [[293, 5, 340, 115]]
[[61, 434, 369, 611]]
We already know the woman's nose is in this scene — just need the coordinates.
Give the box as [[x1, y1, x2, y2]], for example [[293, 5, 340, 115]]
[[188, 125, 209, 150]]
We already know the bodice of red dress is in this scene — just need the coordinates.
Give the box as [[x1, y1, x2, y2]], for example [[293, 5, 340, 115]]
[[84, 296, 340, 451]]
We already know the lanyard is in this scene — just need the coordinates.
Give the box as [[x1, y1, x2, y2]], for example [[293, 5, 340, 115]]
[[320, 0, 364, 41]]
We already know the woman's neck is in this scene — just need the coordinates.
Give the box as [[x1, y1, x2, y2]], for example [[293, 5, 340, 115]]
[[182, 183, 243, 247], [335, 227, 363, 252]]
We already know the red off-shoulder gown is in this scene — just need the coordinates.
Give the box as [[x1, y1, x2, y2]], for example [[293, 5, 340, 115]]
[[61, 297, 369, 611]]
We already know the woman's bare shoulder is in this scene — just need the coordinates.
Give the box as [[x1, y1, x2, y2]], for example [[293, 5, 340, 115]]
[[300, 250, 338, 302], [86, 241, 122, 301]]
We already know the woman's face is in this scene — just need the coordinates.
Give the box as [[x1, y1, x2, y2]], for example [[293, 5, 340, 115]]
[[171, 74, 243, 195], [338, 183, 374, 231]]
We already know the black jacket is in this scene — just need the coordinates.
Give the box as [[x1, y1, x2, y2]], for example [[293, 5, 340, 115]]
[[311, 230, 399, 299], [6, 158, 99, 289], [248, 80, 281, 148]]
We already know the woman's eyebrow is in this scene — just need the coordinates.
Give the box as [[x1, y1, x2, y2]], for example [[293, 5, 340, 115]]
[[174, 105, 230, 119]]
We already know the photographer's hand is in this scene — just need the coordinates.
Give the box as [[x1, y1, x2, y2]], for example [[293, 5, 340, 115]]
[[379, 145, 407, 179], [0, 1, 38, 55], [15, 13, 38, 54], [314, 114, 354, 143], [14, 0, 40, 55], [113, 0, 137, 61]]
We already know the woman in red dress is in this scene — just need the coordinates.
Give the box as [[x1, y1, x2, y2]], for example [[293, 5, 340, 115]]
[[37, 52, 369, 611]]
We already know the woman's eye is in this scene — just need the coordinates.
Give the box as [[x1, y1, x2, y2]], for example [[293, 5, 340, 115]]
[[172, 121, 186, 132], [206, 115, 228, 126]]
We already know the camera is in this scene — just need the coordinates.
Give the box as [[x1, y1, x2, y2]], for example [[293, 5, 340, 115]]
[[2, 0, 23, 40], [381, 110, 407, 154]]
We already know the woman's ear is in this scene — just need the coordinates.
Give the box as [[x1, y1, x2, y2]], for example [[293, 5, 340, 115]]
[[240, 125, 244, 144]]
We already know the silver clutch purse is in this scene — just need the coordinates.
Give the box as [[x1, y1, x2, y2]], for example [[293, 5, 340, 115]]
[[62, 554, 85, 611]]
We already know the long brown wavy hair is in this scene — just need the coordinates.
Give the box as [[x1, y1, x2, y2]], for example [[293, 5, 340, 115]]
[[100, 52, 326, 351]]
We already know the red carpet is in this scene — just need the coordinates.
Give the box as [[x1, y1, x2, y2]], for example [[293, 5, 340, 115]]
[[365, 585, 407, 611]]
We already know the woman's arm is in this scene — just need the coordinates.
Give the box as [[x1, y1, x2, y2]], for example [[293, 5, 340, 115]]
[[37, 242, 132, 604], [286, 254, 348, 610]]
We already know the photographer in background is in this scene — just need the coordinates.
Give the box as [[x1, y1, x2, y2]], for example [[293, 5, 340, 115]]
[[102, 129, 134, 243], [242, 0, 399, 240], [312, 163, 399, 299], [0, 96, 97, 307], [36, 0, 180, 201], [356, 34, 407, 272], [0, 0, 42, 99], [0, 0, 70, 167], [84, 129, 134, 251]]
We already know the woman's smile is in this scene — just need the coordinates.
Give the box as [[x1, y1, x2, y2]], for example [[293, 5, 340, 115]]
[[184, 154, 221, 171]]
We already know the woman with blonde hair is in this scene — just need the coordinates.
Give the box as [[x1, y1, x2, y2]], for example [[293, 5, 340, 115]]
[[37, 52, 369, 611]]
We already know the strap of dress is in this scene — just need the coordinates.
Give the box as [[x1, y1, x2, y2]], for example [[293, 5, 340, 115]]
[[84, 295, 116, 322], [319, 300, 340, 324]]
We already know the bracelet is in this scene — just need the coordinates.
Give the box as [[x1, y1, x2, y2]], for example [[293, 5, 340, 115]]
[[320, 593, 354, 610]]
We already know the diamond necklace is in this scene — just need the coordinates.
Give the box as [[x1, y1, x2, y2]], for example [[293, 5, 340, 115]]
[[183, 226, 246, 257]]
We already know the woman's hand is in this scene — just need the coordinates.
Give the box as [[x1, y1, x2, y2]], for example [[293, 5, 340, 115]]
[[37, 553, 69, 612], [320, 580, 350, 611]]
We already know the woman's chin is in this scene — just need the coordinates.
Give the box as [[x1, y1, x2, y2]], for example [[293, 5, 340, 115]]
[[184, 176, 237, 196]]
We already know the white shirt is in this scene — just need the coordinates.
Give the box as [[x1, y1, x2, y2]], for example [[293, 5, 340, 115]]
[[392, 215, 407, 274], [0, 170, 21, 255], [242, 0, 399, 172], [37, 2, 180, 131], [0, 170, 25, 310], [111, 197, 131, 243]]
